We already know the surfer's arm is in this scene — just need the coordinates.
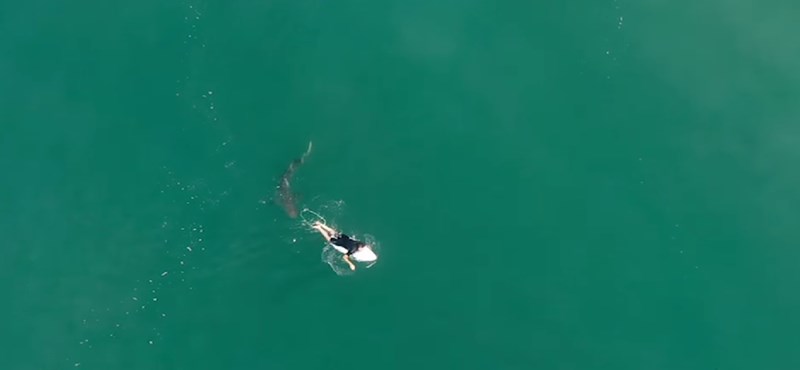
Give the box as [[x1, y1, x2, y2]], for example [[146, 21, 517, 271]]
[[343, 255, 356, 271]]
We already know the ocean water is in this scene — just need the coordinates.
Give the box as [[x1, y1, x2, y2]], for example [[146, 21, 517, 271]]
[[2, 0, 799, 369]]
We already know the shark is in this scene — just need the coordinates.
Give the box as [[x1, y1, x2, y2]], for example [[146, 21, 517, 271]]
[[276, 141, 313, 218]]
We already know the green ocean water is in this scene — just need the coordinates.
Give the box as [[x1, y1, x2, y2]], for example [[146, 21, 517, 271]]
[[2, 0, 799, 369]]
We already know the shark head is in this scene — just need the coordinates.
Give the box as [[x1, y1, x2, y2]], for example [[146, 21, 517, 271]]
[[286, 204, 298, 218]]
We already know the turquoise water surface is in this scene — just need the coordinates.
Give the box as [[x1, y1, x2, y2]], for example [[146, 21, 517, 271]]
[[2, 0, 799, 369]]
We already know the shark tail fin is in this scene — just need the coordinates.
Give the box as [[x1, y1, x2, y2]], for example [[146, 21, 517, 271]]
[[301, 141, 313, 163]]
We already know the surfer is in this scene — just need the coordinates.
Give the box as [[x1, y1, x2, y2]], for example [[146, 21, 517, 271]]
[[311, 221, 377, 271], [276, 141, 313, 218]]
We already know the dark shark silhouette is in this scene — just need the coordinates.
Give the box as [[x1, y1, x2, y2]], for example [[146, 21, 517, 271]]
[[276, 141, 312, 218]]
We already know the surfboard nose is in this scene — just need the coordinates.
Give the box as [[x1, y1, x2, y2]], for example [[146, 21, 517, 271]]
[[352, 247, 377, 262]]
